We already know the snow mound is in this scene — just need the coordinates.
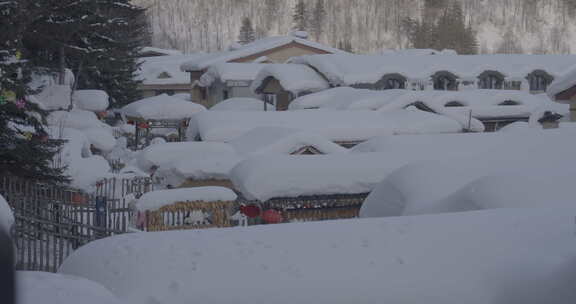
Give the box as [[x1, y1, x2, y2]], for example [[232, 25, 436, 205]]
[[359, 129, 576, 218], [210, 98, 265, 111], [17, 271, 124, 304], [198, 63, 265, 88], [59, 209, 576, 304], [72, 90, 109, 112], [122, 94, 206, 120], [0, 194, 14, 235], [134, 187, 237, 212]]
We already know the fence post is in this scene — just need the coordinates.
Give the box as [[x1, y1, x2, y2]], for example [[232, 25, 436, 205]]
[[95, 196, 107, 238]]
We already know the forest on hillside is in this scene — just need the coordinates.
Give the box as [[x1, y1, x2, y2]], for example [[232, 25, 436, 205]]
[[133, 0, 576, 54]]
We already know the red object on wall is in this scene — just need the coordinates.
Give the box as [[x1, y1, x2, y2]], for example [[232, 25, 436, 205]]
[[137, 122, 149, 129], [240, 205, 261, 218], [262, 209, 283, 224]]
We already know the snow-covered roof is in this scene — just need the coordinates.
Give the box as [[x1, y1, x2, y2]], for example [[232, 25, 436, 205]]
[[134, 187, 237, 212], [198, 63, 266, 87], [547, 65, 576, 99], [250, 64, 330, 95], [59, 208, 576, 304], [122, 94, 206, 120], [379, 48, 457, 56], [290, 88, 564, 128], [356, 129, 576, 218], [292, 54, 576, 86], [188, 109, 463, 143], [136, 142, 238, 172], [139, 47, 183, 57], [181, 35, 347, 72], [17, 271, 124, 304], [228, 127, 348, 155], [231, 153, 399, 201], [210, 98, 265, 111], [136, 54, 206, 85], [72, 90, 109, 112]]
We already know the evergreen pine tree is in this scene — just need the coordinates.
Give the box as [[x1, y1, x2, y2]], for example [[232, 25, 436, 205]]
[[0, 1, 67, 183], [292, 0, 308, 32], [238, 17, 256, 45]]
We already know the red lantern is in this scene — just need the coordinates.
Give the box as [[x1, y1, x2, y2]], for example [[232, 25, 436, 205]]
[[262, 209, 283, 224], [137, 122, 149, 129], [240, 204, 261, 218]]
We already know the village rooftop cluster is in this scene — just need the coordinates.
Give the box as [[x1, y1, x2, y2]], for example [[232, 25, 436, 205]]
[[4, 31, 576, 304]]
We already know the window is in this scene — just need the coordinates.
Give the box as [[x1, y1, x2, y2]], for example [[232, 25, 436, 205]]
[[156, 90, 175, 96], [527, 70, 553, 92], [375, 73, 407, 90], [223, 90, 229, 100], [478, 71, 505, 89], [433, 71, 459, 91], [445, 101, 465, 107]]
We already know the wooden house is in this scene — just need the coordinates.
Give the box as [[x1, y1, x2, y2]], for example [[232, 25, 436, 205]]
[[181, 32, 347, 107]]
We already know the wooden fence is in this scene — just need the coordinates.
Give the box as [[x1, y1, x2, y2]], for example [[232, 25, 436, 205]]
[[0, 176, 158, 272]]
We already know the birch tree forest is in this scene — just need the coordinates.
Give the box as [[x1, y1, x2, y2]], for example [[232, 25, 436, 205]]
[[133, 0, 576, 54]]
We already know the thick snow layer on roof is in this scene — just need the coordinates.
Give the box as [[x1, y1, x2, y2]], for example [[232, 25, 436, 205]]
[[134, 187, 237, 211], [83, 128, 117, 152], [0, 194, 14, 235], [72, 90, 109, 112], [139, 47, 183, 56], [292, 54, 576, 86], [136, 142, 237, 172], [231, 153, 392, 201], [122, 94, 206, 120], [229, 126, 348, 155], [547, 65, 576, 99], [181, 35, 347, 71], [17, 271, 124, 304], [288, 87, 386, 110], [156, 156, 243, 186], [136, 54, 205, 85], [189, 109, 463, 143], [198, 63, 265, 87], [379, 48, 457, 56], [359, 129, 576, 218], [59, 208, 576, 304], [250, 64, 330, 94], [209, 98, 265, 111]]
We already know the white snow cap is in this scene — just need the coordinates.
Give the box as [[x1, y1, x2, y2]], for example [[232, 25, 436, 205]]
[[59, 208, 576, 304], [250, 64, 330, 95], [136, 54, 206, 85], [189, 109, 463, 143], [210, 98, 265, 111], [134, 187, 237, 212], [72, 90, 109, 112], [122, 94, 206, 120], [547, 64, 576, 99], [230, 153, 390, 201], [198, 63, 265, 88]]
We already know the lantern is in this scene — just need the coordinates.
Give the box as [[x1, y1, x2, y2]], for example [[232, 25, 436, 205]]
[[240, 204, 261, 218], [262, 209, 283, 224], [138, 122, 149, 129], [71, 193, 87, 204]]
